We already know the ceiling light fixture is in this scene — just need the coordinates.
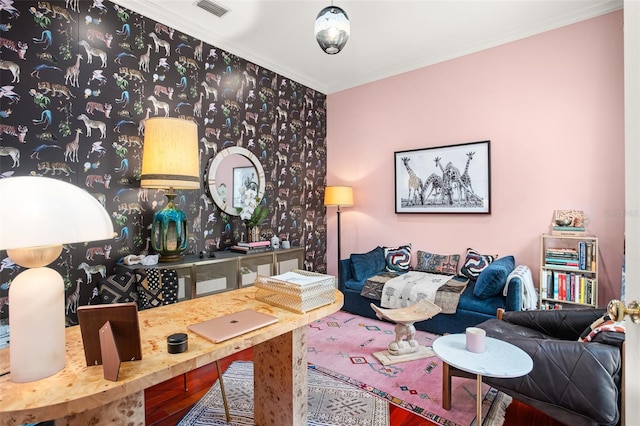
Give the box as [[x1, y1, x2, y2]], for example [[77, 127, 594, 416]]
[[314, 2, 350, 55]]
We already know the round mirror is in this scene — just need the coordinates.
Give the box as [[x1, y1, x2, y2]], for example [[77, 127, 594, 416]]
[[205, 147, 265, 216]]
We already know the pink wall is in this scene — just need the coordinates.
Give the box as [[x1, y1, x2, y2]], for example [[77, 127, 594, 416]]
[[326, 11, 624, 307]]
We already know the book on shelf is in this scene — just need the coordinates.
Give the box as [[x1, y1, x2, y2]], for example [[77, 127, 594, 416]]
[[545, 251, 579, 259], [542, 270, 594, 305], [230, 245, 274, 254], [585, 242, 593, 271], [237, 240, 271, 248], [551, 226, 586, 236]]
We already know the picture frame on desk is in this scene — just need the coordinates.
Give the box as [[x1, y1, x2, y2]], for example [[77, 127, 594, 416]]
[[77, 302, 142, 367], [394, 140, 491, 214]]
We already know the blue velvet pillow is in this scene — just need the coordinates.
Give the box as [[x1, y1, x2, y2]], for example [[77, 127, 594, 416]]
[[473, 255, 515, 299], [350, 247, 386, 281]]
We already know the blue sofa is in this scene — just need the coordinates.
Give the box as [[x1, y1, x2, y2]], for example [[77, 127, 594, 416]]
[[338, 252, 525, 335]]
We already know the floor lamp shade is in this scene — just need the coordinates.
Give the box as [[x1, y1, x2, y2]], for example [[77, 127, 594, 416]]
[[324, 186, 353, 272], [0, 176, 115, 382], [324, 186, 354, 207], [141, 117, 200, 262]]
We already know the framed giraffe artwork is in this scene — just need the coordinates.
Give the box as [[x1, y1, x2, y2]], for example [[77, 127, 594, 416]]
[[394, 140, 491, 214]]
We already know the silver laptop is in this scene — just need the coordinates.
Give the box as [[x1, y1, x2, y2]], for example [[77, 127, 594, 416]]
[[188, 309, 279, 343]]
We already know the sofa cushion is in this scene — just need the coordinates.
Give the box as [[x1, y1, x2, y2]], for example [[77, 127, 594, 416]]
[[350, 246, 386, 281], [415, 250, 460, 275], [458, 283, 507, 316], [473, 255, 515, 299], [384, 244, 412, 272], [460, 248, 497, 280]]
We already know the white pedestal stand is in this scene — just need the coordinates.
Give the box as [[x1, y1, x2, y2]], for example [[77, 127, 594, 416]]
[[370, 299, 441, 365]]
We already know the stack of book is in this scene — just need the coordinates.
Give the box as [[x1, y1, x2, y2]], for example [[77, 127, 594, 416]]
[[551, 226, 586, 236], [230, 240, 273, 254], [545, 247, 580, 269]]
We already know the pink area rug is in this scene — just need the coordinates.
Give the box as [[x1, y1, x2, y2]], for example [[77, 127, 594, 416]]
[[307, 310, 510, 426]]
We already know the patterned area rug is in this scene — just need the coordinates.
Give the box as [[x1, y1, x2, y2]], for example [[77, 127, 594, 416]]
[[308, 310, 511, 426], [178, 361, 389, 426]]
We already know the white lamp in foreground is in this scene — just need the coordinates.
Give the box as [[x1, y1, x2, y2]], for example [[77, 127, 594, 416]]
[[0, 176, 115, 382]]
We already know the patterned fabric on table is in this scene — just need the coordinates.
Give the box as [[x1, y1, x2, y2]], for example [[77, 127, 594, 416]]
[[364, 272, 468, 314], [360, 272, 400, 300], [99, 272, 143, 304], [433, 278, 469, 314], [137, 268, 179, 310]]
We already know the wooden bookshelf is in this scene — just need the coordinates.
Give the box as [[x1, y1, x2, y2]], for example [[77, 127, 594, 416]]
[[539, 234, 598, 309]]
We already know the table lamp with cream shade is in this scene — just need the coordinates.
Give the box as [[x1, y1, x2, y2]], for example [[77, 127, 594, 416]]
[[324, 186, 353, 273], [0, 176, 115, 383], [141, 117, 200, 262]]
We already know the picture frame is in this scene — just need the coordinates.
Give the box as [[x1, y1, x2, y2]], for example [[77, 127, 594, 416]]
[[232, 166, 258, 208], [394, 140, 491, 214]]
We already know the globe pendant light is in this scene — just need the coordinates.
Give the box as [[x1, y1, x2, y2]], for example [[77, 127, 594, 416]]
[[314, 3, 350, 54]]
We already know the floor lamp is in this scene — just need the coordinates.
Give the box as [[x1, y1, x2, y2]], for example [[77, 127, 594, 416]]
[[324, 186, 353, 277]]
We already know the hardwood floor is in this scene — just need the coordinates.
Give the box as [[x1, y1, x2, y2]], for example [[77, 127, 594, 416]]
[[145, 348, 564, 426]]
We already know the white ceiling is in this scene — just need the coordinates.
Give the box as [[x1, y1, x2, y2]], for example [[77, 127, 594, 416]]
[[111, 0, 622, 94]]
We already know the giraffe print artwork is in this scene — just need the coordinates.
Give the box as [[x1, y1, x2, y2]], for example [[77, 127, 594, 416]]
[[394, 140, 491, 214]]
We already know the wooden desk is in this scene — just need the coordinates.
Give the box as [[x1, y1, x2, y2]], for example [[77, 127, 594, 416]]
[[0, 287, 343, 425]]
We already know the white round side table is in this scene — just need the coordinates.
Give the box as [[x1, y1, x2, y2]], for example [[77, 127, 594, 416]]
[[432, 333, 533, 424]]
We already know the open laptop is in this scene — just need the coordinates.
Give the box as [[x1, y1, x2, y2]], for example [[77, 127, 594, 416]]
[[188, 309, 279, 343]]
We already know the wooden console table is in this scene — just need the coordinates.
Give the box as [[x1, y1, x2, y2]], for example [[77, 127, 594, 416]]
[[0, 286, 343, 425], [116, 247, 304, 300]]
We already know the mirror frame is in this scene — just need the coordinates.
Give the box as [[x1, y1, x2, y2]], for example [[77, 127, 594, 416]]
[[204, 147, 265, 216]]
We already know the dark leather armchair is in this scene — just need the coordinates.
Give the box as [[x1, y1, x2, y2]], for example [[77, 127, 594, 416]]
[[443, 308, 624, 426]]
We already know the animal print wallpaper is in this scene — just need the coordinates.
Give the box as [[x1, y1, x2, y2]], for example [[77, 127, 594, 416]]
[[0, 0, 328, 336]]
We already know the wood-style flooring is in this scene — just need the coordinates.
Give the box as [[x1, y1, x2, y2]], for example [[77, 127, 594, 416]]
[[145, 347, 564, 426]]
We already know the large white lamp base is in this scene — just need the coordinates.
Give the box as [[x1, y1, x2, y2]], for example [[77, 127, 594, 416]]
[[8, 246, 66, 383]]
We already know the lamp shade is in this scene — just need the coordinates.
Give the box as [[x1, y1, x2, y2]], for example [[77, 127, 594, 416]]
[[141, 117, 200, 190], [324, 186, 353, 207], [0, 176, 115, 250], [314, 5, 350, 54]]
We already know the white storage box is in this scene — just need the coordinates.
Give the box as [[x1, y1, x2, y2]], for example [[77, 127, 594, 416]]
[[255, 269, 335, 313]]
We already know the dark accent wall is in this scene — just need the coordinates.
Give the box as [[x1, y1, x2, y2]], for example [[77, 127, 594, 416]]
[[0, 0, 327, 330]]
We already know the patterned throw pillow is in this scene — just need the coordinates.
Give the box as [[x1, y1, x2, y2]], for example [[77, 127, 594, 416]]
[[99, 272, 143, 304], [578, 314, 625, 342], [460, 248, 497, 280], [415, 250, 460, 275], [384, 244, 412, 272]]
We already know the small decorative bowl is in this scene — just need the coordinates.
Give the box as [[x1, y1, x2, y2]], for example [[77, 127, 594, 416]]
[[555, 218, 572, 226]]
